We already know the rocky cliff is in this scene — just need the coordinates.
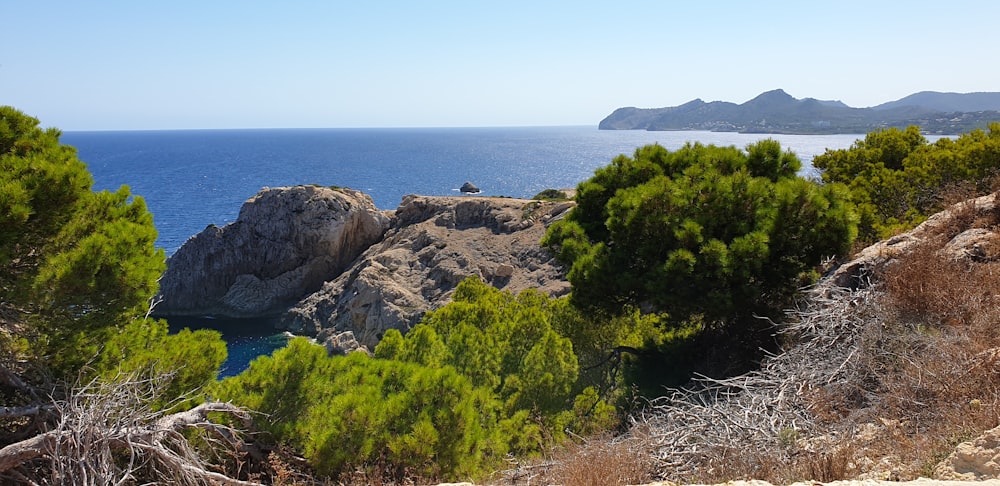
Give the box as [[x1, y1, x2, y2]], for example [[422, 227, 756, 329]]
[[279, 194, 573, 349], [154, 185, 390, 317], [155, 187, 573, 349]]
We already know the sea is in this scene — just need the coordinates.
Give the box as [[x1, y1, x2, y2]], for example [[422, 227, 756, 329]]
[[61, 126, 867, 376]]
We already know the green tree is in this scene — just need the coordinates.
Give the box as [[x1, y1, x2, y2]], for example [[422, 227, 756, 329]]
[[545, 140, 856, 326], [812, 126, 930, 240], [0, 106, 224, 389], [812, 124, 1000, 242], [215, 338, 497, 480], [542, 141, 856, 384], [412, 278, 580, 417], [97, 320, 226, 411]]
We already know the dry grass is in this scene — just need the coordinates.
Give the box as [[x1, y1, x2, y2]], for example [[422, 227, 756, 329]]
[[850, 213, 1000, 478], [545, 433, 656, 486], [502, 431, 656, 486]]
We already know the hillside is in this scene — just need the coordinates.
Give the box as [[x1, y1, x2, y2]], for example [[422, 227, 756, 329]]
[[482, 191, 1000, 485], [600, 89, 1000, 134]]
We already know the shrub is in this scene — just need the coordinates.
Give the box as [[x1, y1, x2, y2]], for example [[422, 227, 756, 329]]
[[214, 338, 497, 480], [218, 278, 659, 481], [532, 188, 569, 200]]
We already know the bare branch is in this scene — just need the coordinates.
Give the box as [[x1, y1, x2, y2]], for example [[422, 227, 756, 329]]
[[636, 285, 886, 480], [0, 430, 60, 473], [0, 371, 263, 485]]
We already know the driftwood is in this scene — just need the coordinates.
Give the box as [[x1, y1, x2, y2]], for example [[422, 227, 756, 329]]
[[636, 285, 885, 479], [0, 372, 262, 485]]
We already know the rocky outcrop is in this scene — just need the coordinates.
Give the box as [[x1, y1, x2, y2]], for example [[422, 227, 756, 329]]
[[822, 192, 1000, 291], [317, 329, 367, 356], [154, 186, 389, 317], [278, 195, 572, 348], [935, 425, 1000, 480], [155, 186, 573, 350]]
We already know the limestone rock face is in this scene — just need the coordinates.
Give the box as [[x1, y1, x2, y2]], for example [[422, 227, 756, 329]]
[[154, 186, 389, 317], [318, 329, 366, 356], [279, 195, 572, 348], [823, 192, 1000, 292], [935, 424, 1000, 480]]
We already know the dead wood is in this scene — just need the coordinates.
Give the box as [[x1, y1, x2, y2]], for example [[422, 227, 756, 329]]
[[0, 372, 262, 485], [636, 285, 885, 479]]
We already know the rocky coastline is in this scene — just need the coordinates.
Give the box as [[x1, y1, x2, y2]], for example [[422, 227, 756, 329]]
[[153, 185, 573, 352]]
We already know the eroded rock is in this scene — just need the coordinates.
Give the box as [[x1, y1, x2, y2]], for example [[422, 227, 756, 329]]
[[279, 195, 572, 348], [935, 424, 1000, 480], [318, 329, 367, 356], [822, 192, 1000, 292], [154, 185, 389, 317]]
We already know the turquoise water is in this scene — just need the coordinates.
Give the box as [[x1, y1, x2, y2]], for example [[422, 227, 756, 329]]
[[64, 126, 866, 374], [165, 315, 290, 378]]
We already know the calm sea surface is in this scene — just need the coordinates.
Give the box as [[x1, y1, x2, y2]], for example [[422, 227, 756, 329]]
[[61, 126, 866, 375]]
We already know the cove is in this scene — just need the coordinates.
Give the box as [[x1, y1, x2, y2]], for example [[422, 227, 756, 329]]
[[166, 316, 290, 377]]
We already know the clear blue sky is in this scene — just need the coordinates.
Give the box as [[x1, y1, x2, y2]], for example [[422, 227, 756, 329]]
[[2, 1, 996, 130]]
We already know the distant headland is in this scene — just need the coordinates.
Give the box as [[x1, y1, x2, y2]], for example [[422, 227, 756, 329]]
[[599, 89, 1000, 135]]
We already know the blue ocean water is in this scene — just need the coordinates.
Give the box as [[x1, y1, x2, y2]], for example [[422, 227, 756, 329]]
[[62, 126, 866, 375], [63, 127, 864, 254]]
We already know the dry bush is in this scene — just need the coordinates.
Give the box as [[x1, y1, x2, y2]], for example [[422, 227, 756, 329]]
[[332, 463, 423, 486], [545, 433, 656, 486], [688, 443, 854, 485], [0, 371, 261, 486], [634, 285, 881, 483], [803, 448, 854, 483], [501, 431, 655, 486], [883, 203, 1000, 323]]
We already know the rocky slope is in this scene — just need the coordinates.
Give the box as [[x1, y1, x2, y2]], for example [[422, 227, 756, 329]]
[[279, 194, 573, 349], [822, 191, 1000, 292], [154, 185, 389, 317], [155, 187, 573, 350]]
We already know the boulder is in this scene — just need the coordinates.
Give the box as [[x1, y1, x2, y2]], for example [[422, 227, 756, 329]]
[[153, 185, 389, 317], [460, 181, 480, 193], [935, 424, 1000, 480], [279, 195, 572, 347], [941, 228, 1000, 262], [318, 329, 367, 356]]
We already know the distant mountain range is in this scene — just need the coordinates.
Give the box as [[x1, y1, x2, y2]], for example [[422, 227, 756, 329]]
[[599, 89, 1000, 135]]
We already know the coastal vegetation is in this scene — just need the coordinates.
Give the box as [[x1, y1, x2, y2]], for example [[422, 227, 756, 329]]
[[214, 277, 667, 481], [0, 106, 232, 482], [813, 122, 1000, 243], [0, 106, 227, 388], [4, 103, 1000, 484], [531, 188, 569, 200], [543, 139, 857, 379]]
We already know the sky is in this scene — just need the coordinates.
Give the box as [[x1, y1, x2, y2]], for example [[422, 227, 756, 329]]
[[1, 1, 997, 130]]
